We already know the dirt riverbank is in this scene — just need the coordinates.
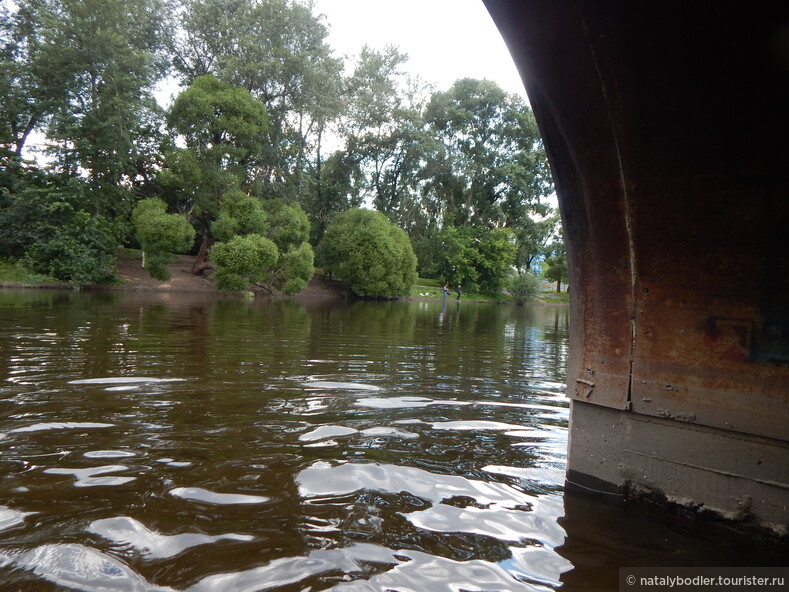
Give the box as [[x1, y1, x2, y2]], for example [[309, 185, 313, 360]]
[[110, 254, 347, 299], [4, 254, 566, 305]]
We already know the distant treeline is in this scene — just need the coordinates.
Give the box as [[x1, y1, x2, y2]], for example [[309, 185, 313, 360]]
[[1, 0, 564, 296]]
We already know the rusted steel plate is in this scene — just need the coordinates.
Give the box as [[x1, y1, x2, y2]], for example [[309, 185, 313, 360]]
[[484, 0, 789, 437]]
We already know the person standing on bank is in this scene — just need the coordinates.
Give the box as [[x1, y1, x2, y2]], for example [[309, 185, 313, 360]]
[[442, 284, 449, 299], [455, 285, 462, 300]]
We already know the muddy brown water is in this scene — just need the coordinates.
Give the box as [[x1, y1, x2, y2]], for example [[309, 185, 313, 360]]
[[0, 290, 784, 591]]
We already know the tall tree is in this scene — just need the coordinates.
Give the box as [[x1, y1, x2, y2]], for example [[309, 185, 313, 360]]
[[165, 74, 269, 273], [340, 46, 436, 237], [4, 0, 170, 217], [542, 239, 568, 293], [302, 149, 363, 245], [1, 1, 45, 171], [423, 78, 552, 229], [422, 224, 517, 296], [170, 0, 343, 200], [514, 212, 561, 272]]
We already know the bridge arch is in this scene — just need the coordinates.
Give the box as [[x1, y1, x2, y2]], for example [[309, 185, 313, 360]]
[[484, 0, 789, 530]]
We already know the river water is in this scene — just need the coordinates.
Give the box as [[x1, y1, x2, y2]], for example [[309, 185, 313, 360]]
[[0, 290, 784, 591]]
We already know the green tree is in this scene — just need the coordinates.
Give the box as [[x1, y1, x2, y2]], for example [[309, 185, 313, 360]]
[[543, 241, 568, 293], [0, 175, 116, 285], [423, 78, 552, 229], [336, 46, 437, 239], [0, 2, 48, 173], [514, 212, 561, 272], [303, 149, 363, 245], [1, 0, 170, 259], [427, 225, 480, 290], [7, 0, 168, 214], [423, 225, 516, 296], [210, 233, 278, 291], [320, 208, 417, 298], [258, 198, 314, 294], [166, 75, 269, 273], [344, 49, 419, 205], [170, 0, 343, 201], [210, 190, 268, 243], [509, 271, 540, 304], [260, 198, 309, 253], [132, 198, 195, 280], [207, 194, 314, 293], [168, 75, 268, 174], [474, 227, 518, 295], [273, 240, 314, 295]]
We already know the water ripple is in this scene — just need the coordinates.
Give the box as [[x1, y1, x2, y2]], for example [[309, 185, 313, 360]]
[[4, 544, 174, 592], [408, 498, 566, 547], [186, 544, 386, 592], [299, 425, 358, 442], [329, 547, 540, 592], [0, 506, 34, 532], [68, 377, 186, 385], [84, 450, 138, 459], [44, 465, 136, 487], [301, 379, 383, 391], [430, 420, 530, 431], [9, 422, 114, 433], [88, 516, 254, 559], [169, 487, 269, 505], [297, 461, 530, 508]]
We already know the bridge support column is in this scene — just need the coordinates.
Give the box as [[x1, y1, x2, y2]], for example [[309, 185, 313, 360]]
[[484, 0, 789, 531], [569, 401, 788, 531]]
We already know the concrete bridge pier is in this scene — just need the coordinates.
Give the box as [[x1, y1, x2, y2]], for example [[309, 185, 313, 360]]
[[484, 1, 789, 531]]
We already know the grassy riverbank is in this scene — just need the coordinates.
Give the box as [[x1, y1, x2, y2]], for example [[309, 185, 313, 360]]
[[1, 254, 568, 305], [0, 259, 62, 287], [410, 277, 569, 305]]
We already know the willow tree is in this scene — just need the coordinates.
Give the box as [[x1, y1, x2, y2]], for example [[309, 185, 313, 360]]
[[321, 208, 417, 298], [207, 193, 315, 294], [132, 198, 195, 280], [166, 75, 269, 274]]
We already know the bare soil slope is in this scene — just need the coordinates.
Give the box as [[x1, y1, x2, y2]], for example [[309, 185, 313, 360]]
[[113, 254, 347, 298]]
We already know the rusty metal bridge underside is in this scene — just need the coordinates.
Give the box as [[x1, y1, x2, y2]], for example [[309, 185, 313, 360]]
[[484, 0, 789, 531]]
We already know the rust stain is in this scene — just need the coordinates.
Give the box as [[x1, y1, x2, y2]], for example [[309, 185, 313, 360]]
[[702, 317, 754, 363]]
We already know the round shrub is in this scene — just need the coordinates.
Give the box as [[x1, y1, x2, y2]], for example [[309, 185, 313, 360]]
[[210, 234, 278, 291], [509, 271, 540, 303], [132, 198, 195, 280], [321, 208, 417, 298]]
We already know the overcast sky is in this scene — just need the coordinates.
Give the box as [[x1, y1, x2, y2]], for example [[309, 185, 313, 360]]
[[310, 0, 529, 101], [153, 1, 528, 106]]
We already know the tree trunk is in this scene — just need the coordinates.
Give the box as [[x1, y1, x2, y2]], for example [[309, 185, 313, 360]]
[[191, 228, 214, 275], [556, 280, 562, 293], [14, 114, 39, 159]]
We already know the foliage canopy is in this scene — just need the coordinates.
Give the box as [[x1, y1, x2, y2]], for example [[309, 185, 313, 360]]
[[1, 0, 557, 292], [210, 234, 279, 291], [132, 198, 196, 280], [321, 208, 417, 298], [509, 271, 540, 303]]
